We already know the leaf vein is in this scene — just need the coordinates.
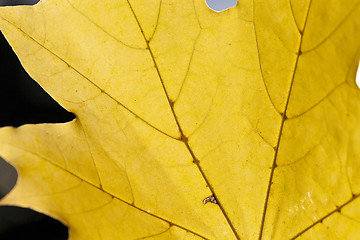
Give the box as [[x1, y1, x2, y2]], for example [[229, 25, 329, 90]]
[[134, 225, 171, 240], [174, 29, 202, 103], [125, 1, 241, 238], [0, 15, 178, 140], [68, 197, 114, 215], [288, 0, 302, 33], [290, 194, 360, 239], [288, 81, 347, 120], [301, 1, 360, 54], [1, 143, 208, 239], [187, 81, 219, 138], [66, 0, 147, 50], [252, 7, 281, 115], [257, 0, 313, 238], [148, 0, 162, 43], [78, 118, 103, 188]]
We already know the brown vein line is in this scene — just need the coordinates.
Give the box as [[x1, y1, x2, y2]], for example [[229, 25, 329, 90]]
[[0, 16, 178, 141], [80, 113, 135, 203], [301, 1, 360, 54], [148, 0, 162, 43], [174, 30, 202, 103], [66, 0, 146, 50], [257, 1, 312, 239], [344, 136, 354, 195], [192, 0, 202, 29], [273, 30, 297, 54], [288, 0, 301, 34], [2, 143, 207, 239], [290, 194, 360, 239], [240, 112, 274, 148], [188, 83, 219, 139], [134, 225, 171, 240], [68, 197, 114, 215], [287, 81, 346, 120], [49, 133, 68, 168], [1, 181, 83, 199], [333, 143, 352, 198], [78, 118, 103, 188], [123, 158, 135, 204], [277, 143, 320, 168], [288, 42, 360, 120], [252, 9, 281, 115], [182, 140, 241, 240], [125, 1, 241, 239], [339, 212, 360, 224]]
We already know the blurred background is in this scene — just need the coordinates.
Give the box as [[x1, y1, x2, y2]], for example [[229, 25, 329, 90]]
[[0, 0, 358, 239]]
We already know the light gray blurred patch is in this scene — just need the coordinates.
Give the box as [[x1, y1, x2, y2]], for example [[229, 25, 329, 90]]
[[0, 157, 17, 199], [205, 0, 237, 12]]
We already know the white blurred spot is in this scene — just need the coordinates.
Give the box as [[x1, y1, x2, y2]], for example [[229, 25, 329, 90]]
[[205, 0, 237, 12]]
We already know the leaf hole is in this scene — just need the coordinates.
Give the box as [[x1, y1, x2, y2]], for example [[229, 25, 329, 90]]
[[0, 32, 75, 127], [0, 206, 68, 240], [0, 157, 17, 200], [205, 0, 237, 12], [0, 0, 39, 6]]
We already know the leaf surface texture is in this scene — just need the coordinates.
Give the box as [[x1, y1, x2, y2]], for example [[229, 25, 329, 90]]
[[0, 0, 360, 239]]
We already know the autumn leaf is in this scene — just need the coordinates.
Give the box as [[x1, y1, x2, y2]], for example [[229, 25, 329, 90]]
[[0, 0, 360, 239]]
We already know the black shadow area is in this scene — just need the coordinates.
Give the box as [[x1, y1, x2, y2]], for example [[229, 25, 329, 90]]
[[0, 157, 68, 240], [0, 0, 39, 6], [0, 206, 68, 240], [0, 157, 69, 240], [0, 30, 75, 127], [0, 157, 17, 199]]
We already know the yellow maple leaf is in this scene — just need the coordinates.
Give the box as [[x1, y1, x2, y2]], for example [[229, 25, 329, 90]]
[[0, 0, 360, 239]]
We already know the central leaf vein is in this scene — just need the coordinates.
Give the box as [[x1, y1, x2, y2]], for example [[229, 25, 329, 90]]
[[125, 0, 241, 239], [257, 0, 313, 239]]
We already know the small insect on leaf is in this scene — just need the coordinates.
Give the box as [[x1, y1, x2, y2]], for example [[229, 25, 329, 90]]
[[203, 195, 218, 204]]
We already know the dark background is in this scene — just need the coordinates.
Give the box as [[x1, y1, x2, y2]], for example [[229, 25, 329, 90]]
[[0, 0, 72, 239]]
